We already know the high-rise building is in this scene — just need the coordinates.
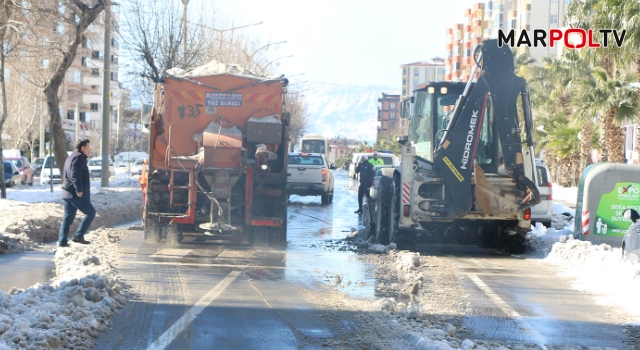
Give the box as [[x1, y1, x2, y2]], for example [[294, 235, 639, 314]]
[[5, 5, 128, 157], [445, 0, 574, 77]]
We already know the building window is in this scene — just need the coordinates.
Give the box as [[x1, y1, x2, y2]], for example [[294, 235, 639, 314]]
[[390, 103, 396, 110], [454, 46, 460, 56], [402, 78, 406, 86], [413, 67, 419, 76], [508, 18, 517, 31], [92, 50, 102, 59], [428, 68, 435, 81], [437, 68, 445, 81], [79, 112, 87, 122], [81, 56, 92, 67], [82, 37, 92, 49], [68, 70, 80, 83], [67, 110, 74, 120], [464, 48, 470, 58], [91, 68, 100, 77], [42, 59, 49, 68], [90, 103, 99, 112], [402, 67, 407, 76], [446, 50, 452, 58], [111, 38, 118, 47], [390, 121, 395, 129], [390, 112, 396, 120], [455, 62, 460, 71], [402, 88, 406, 96], [110, 72, 118, 81], [550, 15, 558, 24], [111, 55, 117, 64]]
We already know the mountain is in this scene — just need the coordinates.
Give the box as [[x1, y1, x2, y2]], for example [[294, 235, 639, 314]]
[[299, 81, 400, 144]]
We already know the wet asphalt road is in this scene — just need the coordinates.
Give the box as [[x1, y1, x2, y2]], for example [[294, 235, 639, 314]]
[[0, 170, 636, 348]]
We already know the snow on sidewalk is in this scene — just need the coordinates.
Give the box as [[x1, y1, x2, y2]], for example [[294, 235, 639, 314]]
[[0, 228, 132, 349]]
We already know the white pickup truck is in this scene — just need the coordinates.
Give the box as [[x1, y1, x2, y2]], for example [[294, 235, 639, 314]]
[[287, 152, 335, 205]]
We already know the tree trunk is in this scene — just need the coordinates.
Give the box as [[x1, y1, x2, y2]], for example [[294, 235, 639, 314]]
[[579, 122, 593, 175], [603, 107, 625, 163], [42, 0, 106, 174]]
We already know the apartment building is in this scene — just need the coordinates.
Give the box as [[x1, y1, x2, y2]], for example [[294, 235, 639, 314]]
[[400, 58, 446, 99], [377, 93, 402, 140], [445, 0, 573, 79], [5, 4, 128, 157], [62, 7, 127, 154], [327, 137, 362, 164]]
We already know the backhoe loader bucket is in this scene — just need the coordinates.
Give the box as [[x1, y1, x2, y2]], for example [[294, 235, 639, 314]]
[[474, 161, 519, 215]]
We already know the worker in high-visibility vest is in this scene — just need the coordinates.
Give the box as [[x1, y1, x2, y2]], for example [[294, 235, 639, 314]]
[[368, 151, 384, 166], [139, 159, 148, 209]]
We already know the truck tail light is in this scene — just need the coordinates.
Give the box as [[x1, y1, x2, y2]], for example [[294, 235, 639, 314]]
[[322, 169, 327, 182], [403, 205, 410, 217], [547, 182, 553, 200], [524, 208, 531, 220]]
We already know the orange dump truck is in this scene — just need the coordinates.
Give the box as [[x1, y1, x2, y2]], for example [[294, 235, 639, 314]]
[[143, 62, 290, 246]]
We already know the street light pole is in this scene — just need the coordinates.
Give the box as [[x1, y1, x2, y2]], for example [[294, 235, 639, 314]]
[[181, 0, 189, 58], [101, 0, 111, 187]]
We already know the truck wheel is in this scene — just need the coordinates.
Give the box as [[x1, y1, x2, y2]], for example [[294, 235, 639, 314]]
[[143, 217, 162, 243], [165, 223, 183, 245], [321, 191, 330, 205], [328, 188, 334, 203], [376, 177, 392, 245]]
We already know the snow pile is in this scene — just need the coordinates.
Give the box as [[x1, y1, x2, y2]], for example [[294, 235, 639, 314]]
[[0, 228, 131, 349], [166, 60, 268, 79], [0, 184, 143, 255]]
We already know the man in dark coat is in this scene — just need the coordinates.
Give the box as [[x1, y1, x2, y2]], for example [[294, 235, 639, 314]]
[[354, 155, 375, 214], [57, 139, 96, 247]]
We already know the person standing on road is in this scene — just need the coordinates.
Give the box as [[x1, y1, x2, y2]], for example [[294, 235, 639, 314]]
[[57, 139, 96, 247], [354, 156, 375, 214], [368, 151, 385, 166]]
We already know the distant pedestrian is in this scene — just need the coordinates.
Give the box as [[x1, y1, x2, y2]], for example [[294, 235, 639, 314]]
[[354, 155, 375, 214], [368, 151, 384, 166], [139, 159, 148, 205], [57, 139, 96, 247]]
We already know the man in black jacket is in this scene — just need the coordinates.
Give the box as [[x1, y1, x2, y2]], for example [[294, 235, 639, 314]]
[[354, 155, 375, 214], [57, 139, 96, 247]]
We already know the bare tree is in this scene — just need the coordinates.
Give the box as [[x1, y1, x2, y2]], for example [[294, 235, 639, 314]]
[[34, 0, 107, 174], [0, 0, 28, 199], [285, 89, 310, 152]]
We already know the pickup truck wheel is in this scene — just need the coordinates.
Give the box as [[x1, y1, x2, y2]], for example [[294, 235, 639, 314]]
[[329, 187, 334, 203], [321, 191, 330, 205]]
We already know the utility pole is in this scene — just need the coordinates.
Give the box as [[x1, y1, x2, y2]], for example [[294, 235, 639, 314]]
[[101, 0, 111, 187], [116, 100, 120, 154], [39, 100, 44, 158], [181, 0, 189, 58], [75, 103, 79, 144]]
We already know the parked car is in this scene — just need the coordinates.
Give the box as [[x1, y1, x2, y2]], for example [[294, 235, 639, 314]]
[[5, 156, 34, 186], [130, 158, 148, 175], [87, 158, 114, 180], [32, 157, 44, 176], [350, 152, 397, 181], [2, 161, 21, 187], [531, 159, 554, 228], [287, 152, 335, 204], [39, 155, 61, 185]]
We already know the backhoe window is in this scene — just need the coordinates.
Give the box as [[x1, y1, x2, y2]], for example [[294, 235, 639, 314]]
[[476, 95, 496, 167], [409, 91, 433, 144]]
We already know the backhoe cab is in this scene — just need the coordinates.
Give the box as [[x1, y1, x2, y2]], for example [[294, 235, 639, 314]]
[[370, 39, 540, 252]]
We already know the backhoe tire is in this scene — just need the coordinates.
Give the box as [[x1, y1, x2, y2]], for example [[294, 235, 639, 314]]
[[387, 174, 401, 246], [363, 201, 376, 240], [376, 177, 392, 245]]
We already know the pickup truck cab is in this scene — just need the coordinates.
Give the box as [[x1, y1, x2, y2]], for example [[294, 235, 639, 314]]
[[287, 152, 335, 205]]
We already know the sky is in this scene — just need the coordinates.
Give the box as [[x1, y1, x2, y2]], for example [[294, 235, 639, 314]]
[[212, 0, 482, 88]]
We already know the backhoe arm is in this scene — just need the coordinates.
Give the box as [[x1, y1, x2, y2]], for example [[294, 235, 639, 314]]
[[433, 39, 540, 218]]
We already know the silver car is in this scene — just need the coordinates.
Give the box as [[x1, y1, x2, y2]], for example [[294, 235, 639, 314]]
[[531, 159, 554, 227]]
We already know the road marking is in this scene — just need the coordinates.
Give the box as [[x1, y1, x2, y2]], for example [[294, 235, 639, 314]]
[[468, 274, 547, 350], [146, 270, 241, 350], [149, 249, 193, 259]]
